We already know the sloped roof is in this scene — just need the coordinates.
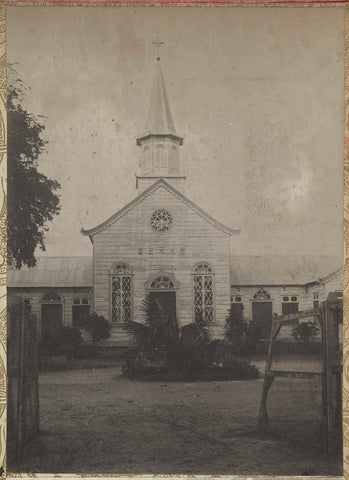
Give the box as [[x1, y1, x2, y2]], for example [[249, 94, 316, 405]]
[[8, 255, 342, 289], [8, 256, 93, 288], [230, 255, 342, 286], [137, 60, 183, 144], [81, 179, 240, 238]]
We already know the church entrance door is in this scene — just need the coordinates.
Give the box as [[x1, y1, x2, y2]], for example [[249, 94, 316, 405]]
[[149, 291, 176, 323]]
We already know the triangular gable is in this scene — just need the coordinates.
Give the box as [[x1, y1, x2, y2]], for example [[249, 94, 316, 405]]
[[81, 179, 240, 238]]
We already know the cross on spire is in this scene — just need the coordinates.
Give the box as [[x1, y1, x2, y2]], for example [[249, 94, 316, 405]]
[[152, 36, 164, 61]]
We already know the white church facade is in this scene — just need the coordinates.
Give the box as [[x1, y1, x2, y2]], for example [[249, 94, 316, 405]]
[[81, 58, 239, 343], [7, 59, 342, 346]]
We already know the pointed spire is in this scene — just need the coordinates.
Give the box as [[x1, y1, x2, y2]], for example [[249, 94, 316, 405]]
[[135, 42, 186, 194], [137, 56, 183, 145], [146, 60, 177, 136]]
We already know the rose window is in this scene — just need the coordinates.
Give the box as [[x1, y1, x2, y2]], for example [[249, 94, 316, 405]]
[[150, 209, 173, 232]]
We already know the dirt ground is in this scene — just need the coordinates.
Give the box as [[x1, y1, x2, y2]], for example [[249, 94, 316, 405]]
[[10, 358, 342, 476]]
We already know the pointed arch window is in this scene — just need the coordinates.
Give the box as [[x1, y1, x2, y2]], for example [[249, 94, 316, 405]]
[[111, 264, 132, 323], [193, 263, 214, 322], [155, 144, 166, 167]]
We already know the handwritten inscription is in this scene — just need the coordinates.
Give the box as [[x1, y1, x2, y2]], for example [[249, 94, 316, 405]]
[[137, 247, 186, 256]]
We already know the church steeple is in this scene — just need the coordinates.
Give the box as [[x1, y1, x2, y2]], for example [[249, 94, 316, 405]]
[[136, 42, 185, 193], [137, 59, 183, 145]]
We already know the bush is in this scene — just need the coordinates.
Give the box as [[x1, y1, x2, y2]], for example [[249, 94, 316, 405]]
[[221, 354, 260, 379], [170, 321, 211, 373], [292, 321, 319, 345], [122, 296, 260, 382], [224, 307, 262, 355], [224, 306, 246, 353], [245, 319, 263, 353], [121, 351, 149, 377], [207, 339, 231, 364], [84, 312, 111, 342], [40, 326, 83, 359], [122, 349, 260, 382]]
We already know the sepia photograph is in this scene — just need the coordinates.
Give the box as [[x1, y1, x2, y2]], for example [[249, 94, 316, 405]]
[[5, 5, 345, 476]]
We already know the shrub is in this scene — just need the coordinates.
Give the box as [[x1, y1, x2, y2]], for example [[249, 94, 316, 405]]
[[224, 306, 262, 355], [122, 349, 260, 382], [122, 296, 260, 382], [220, 355, 260, 380], [170, 321, 211, 373], [245, 319, 263, 353], [122, 351, 148, 378], [292, 321, 319, 345], [207, 339, 232, 365], [224, 305, 246, 347], [84, 312, 111, 342], [41, 326, 83, 359]]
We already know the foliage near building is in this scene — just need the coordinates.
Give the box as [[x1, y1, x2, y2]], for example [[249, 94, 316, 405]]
[[122, 296, 259, 381], [7, 78, 61, 268], [84, 312, 111, 343], [292, 321, 319, 345], [41, 326, 83, 360], [224, 306, 262, 355]]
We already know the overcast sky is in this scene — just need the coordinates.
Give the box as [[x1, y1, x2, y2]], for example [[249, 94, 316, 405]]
[[6, 6, 345, 258]]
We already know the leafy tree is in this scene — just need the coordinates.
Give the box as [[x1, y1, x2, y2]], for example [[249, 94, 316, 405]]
[[7, 78, 61, 268]]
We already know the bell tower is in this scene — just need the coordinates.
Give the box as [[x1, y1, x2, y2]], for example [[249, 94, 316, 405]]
[[136, 39, 186, 193]]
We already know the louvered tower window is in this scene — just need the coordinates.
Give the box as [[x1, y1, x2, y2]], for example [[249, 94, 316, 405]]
[[155, 144, 166, 167], [193, 263, 214, 323], [111, 264, 132, 323]]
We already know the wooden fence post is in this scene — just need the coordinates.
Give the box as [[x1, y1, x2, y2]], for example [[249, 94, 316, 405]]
[[321, 293, 343, 456], [258, 314, 280, 432]]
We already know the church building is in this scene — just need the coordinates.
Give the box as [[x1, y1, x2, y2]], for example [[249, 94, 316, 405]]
[[7, 56, 342, 347], [81, 57, 240, 343]]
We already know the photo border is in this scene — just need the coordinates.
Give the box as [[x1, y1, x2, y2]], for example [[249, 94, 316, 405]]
[[1, 3, 347, 479]]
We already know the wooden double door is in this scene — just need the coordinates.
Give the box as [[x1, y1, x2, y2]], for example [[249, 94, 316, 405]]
[[252, 301, 272, 339], [41, 303, 63, 343], [149, 291, 176, 322]]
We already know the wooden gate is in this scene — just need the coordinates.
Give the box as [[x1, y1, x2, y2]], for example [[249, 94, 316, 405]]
[[257, 292, 342, 456], [7, 300, 39, 460]]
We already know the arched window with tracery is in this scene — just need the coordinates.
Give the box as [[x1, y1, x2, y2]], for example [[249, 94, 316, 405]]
[[193, 263, 214, 322], [111, 264, 132, 323], [42, 292, 62, 303], [150, 276, 175, 290], [155, 144, 166, 167]]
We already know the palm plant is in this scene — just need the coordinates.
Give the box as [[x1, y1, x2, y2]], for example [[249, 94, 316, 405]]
[[123, 296, 179, 361], [124, 295, 211, 371]]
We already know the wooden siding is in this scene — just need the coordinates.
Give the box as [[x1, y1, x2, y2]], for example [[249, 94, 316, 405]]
[[92, 185, 232, 335], [230, 282, 343, 340], [8, 287, 93, 339]]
